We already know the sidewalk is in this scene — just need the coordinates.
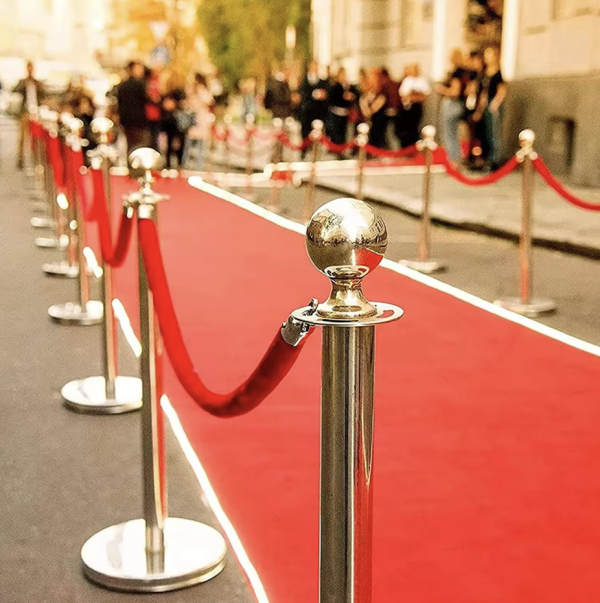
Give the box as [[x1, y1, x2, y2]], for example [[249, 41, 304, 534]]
[[209, 123, 600, 257]]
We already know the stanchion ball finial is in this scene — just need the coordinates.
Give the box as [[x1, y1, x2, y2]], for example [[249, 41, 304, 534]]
[[519, 129, 535, 146], [91, 117, 114, 136], [306, 198, 387, 320], [128, 147, 164, 176], [421, 124, 436, 141]]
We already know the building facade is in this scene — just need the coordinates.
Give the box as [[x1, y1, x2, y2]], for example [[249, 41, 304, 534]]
[[312, 0, 600, 186]]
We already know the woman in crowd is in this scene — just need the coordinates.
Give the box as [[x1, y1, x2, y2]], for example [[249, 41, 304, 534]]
[[437, 48, 469, 163], [183, 73, 213, 171], [326, 67, 357, 148], [160, 71, 186, 169], [145, 66, 163, 151], [397, 62, 431, 148], [359, 68, 387, 150], [478, 46, 507, 171]]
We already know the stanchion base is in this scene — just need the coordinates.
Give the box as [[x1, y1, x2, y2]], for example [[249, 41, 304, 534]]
[[29, 189, 46, 201], [35, 236, 66, 250], [30, 203, 50, 215], [399, 259, 446, 274], [62, 376, 142, 414], [493, 297, 557, 318], [81, 518, 227, 593], [42, 261, 79, 278], [48, 301, 104, 326]]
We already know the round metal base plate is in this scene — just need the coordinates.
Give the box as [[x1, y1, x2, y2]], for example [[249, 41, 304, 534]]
[[399, 259, 446, 274], [31, 216, 55, 229], [30, 203, 51, 215], [62, 376, 142, 414], [494, 297, 557, 318], [43, 261, 79, 278], [48, 301, 104, 326], [81, 518, 227, 593], [35, 236, 66, 249]]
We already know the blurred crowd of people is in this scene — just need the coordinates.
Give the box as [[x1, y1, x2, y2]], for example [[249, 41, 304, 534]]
[[12, 47, 507, 172]]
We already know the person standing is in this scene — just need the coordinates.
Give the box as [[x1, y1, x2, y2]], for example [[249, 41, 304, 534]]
[[13, 61, 44, 170], [478, 46, 507, 171], [116, 61, 150, 153], [160, 72, 186, 169], [145, 66, 163, 151], [380, 67, 401, 148], [326, 67, 357, 148], [396, 62, 431, 148], [183, 73, 213, 171], [299, 60, 329, 154], [264, 66, 292, 119], [436, 49, 469, 163], [359, 68, 387, 150]]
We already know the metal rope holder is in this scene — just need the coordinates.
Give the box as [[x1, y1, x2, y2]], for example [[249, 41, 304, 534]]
[[292, 198, 403, 603], [400, 125, 446, 274], [61, 118, 141, 412], [47, 117, 104, 325], [42, 114, 82, 279], [81, 148, 227, 592], [494, 130, 556, 317]]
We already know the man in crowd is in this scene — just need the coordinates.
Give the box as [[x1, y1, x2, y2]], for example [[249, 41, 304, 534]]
[[116, 61, 150, 153], [264, 64, 292, 119], [299, 60, 329, 155], [13, 61, 44, 170]]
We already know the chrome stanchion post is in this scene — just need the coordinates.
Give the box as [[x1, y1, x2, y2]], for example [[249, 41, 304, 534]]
[[355, 123, 369, 201], [81, 148, 227, 592], [304, 119, 324, 222], [400, 125, 445, 274], [42, 113, 81, 278], [283, 116, 296, 163], [35, 110, 67, 249], [223, 113, 232, 188], [47, 118, 103, 325], [269, 118, 284, 211], [494, 130, 556, 317], [292, 198, 403, 603], [61, 117, 142, 412], [245, 113, 255, 197]]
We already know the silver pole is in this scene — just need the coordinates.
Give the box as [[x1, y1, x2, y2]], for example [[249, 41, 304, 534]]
[[137, 202, 167, 558], [292, 197, 403, 603], [399, 125, 445, 274], [269, 118, 284, 211], [224, 114, 232, 189], [304, 119, 323, 222], [493, 130, 556, 316], [355, 123, 369, 201], [320, 325, 375, 603], [245, 114, 255, 197]]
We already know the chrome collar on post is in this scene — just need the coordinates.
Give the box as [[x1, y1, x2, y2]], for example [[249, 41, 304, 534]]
[[125, 148, 168, 216]]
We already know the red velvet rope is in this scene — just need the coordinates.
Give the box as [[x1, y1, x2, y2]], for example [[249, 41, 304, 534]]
[[68, 147, 96, 221], [532, 157, 600, 212], [90, 168, 135, 266], [253, 128, 275, 141], [137, 217, 311, 418], [440, 150, 520, 186], [211, 125, 228, 142], [278, 132, 312, 151], [364, 143, 419, 158], [47, 134, 66, 190], [320, 136, 357, 154]]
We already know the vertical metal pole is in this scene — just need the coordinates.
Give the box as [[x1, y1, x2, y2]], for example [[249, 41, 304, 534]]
[[138, 206, 167, 561], [100, 159, 118, 399], [519, 150, 534, 306], [355, 124, 370, 202], [224, 117, 232, 189], [320, 325, 375, 603], [245, 116, 254, 196], [270, 120, 284, 211], [418, 143, 433, 263], [304, 120, 323, 222]]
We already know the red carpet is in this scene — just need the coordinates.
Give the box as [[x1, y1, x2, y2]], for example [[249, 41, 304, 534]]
[[103, 177, 600, 603]]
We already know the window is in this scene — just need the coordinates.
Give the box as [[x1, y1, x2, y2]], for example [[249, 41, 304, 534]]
[[553, 0, 599, 19]]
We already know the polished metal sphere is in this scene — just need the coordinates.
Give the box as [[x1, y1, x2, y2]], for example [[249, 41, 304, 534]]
[[357, 122, 370, 135], [91, 117, 114, 135], [128, 148, 164, 172], [519, 129, 535, 146], [306, 198, 387, 279], [421, 124, 436, 141]]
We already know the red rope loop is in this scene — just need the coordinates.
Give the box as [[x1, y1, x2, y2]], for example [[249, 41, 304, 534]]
[[137, 217, 311, 418], [364, 143, 419, 158], [68, 147, 96, 221], [278, 132, 312, 151], [532, 157, 600, 212], [90, 168, 135, 267], [47, 134, 66, 190], [320, 136, 357, 154], [440, 150, 520, 186], [211, 124, 228, 142]]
